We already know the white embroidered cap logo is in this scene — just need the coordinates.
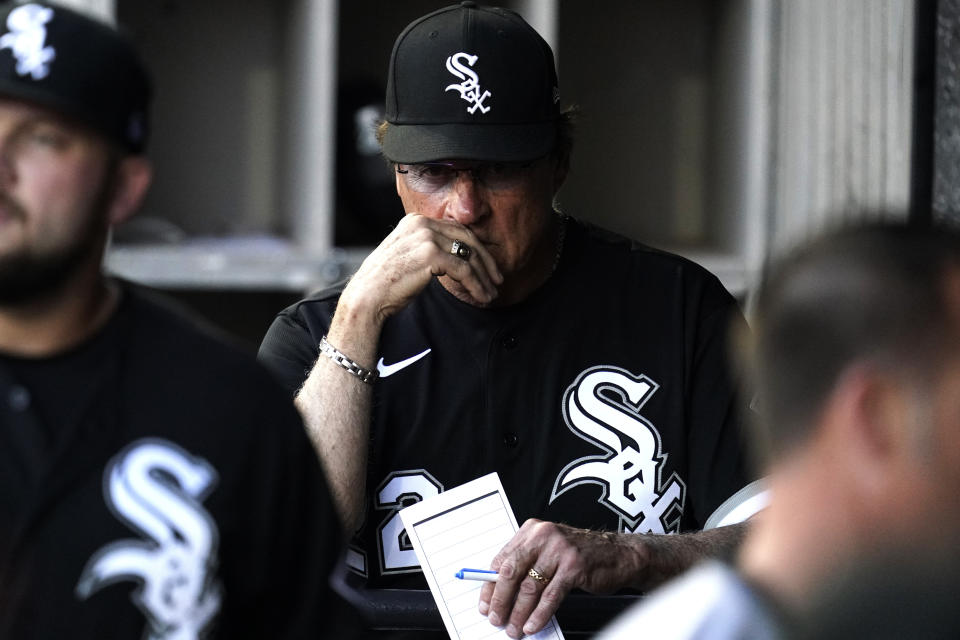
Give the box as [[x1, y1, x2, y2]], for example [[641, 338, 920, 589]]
[[444, 52, 491, 114], [0, 3, 56, 80]]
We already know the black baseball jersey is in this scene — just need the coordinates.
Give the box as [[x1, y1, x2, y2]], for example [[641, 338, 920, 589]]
[[0, 284, 350, 639], [259, 217, 754, 590]]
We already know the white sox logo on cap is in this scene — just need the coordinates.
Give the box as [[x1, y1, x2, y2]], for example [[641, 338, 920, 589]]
[[0, 3, 55, 80], [382, 3, 558, 163], [445, 52, 491, 114]]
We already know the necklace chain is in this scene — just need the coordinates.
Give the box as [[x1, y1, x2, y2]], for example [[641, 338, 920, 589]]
[[552, 214, 568, 273]]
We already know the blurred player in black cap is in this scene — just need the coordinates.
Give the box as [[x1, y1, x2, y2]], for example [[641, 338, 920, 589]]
[[0, 3, 347, 638], [260, 3, 762, 637]]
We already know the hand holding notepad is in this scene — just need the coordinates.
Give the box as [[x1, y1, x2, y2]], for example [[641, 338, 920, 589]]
[[399, 473, 564, 640]]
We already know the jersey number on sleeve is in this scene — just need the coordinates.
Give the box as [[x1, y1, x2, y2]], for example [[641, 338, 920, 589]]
[[375, 470, 443, 574]]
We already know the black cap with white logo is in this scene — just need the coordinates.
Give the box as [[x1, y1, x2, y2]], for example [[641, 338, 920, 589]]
[[381, 1, 560, 164], [0, 1, 150, 152]]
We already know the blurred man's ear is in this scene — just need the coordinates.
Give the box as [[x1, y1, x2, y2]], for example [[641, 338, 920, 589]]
[[107, 155, 152, 226], [827, 366, 912, 496]]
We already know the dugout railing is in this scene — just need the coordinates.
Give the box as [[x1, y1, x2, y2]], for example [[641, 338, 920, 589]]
[[332, 563, 641, 637]]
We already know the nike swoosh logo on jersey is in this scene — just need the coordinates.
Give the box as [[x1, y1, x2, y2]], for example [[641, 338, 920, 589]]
[[376, 348, 432, 378]]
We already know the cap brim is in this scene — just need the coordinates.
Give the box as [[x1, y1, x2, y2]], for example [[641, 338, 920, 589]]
[[0, 78, 100, 135], [381, 121, 556, 164]]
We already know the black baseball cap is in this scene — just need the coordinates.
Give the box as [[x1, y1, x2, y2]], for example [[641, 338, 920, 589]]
[[381, 1, 560, 164], [0, 1, 150, 152]]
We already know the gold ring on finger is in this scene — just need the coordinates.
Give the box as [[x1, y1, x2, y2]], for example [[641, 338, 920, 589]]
[[450, 239, 472, 260], [527, 568, 550, 585]]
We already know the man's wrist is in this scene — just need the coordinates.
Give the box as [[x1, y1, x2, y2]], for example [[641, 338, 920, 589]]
[[335, 285, 388, 334], [615, 532, 655, 591], [318, 335, 379, 384], [317, 289, 387, 386]]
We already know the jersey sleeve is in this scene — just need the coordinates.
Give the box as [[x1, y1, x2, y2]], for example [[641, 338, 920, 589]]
[[258, 309, 325, 397], [684, 293, 757, 529]]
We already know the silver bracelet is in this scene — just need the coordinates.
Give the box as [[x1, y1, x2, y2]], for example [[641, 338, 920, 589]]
[[318, 335, 379, 384]]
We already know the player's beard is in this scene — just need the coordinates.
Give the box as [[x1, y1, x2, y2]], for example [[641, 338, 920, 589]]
[[0, 188, 111, 307]]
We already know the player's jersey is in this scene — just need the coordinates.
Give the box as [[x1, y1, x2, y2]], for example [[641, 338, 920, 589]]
[[259, 217, 755, 589], [594, 561, 782, 640], [0, 285, 348, 638]]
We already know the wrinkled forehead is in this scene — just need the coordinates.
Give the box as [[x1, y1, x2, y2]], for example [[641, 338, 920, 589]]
[[405, 157, 533, 167]]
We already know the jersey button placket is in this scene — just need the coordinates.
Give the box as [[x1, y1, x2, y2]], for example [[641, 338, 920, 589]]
[[7, 385, 30, 412], [496, 331, 520, 449]]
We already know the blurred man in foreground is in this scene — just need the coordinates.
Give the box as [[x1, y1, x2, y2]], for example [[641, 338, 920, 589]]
[[598, 221, 960, 639]]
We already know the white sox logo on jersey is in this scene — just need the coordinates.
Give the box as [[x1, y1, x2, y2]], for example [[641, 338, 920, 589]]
[[445, 52, 491, 114], [0, 3, 55, 80], [76, 439, 222, 640], [551, 366, 686, 533]]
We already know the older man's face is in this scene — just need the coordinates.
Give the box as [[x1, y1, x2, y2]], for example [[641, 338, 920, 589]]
[[394, 154, 563, 304]]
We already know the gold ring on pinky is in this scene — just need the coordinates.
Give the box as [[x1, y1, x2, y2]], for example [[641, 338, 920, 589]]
[[450, 239, 472, 260], [527, 568, 550, 585]]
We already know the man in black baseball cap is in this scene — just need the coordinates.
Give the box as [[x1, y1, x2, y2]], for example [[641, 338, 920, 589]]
[[379, 0, 560, 164], [260, 3, 761, 638], [0, 3, 350, 638], [0, 1, 149, 152]]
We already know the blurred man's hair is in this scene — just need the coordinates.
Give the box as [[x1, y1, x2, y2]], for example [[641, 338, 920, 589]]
[[751, 220, 960, 456]]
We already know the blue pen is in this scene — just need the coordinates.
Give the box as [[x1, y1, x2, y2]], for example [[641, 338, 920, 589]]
[[455, 568, 499, 582]]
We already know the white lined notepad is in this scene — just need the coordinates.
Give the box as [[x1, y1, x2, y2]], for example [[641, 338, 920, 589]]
[[399, 472, 565, 640]]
